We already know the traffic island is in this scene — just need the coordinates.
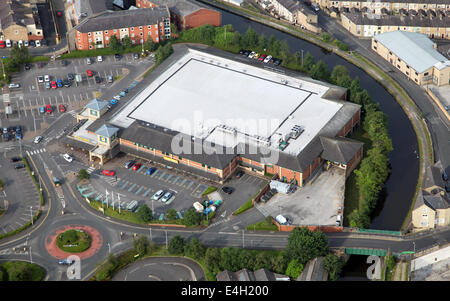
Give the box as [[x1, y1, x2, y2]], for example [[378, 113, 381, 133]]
[[56, 229, 92, 253], [45, 225, 103, 260]]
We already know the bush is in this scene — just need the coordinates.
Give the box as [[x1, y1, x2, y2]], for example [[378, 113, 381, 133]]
[[321, 33, 332, 43], [136, 204, 153, 223], [134, 235, 149, 256], [285, 259, 304, 279], [1, 261, 45, 281], [183, 208, 202, 226], [324, 254, 344, 281], [77, 169, 90, 180], [166, 209, 177, 220], [168, 235, 186, 255], [185, 238, 206, 260]]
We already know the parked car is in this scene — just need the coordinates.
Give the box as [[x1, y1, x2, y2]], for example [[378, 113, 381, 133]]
[[222, 186, 234, 194], [8, 83, 20, 89], [44, 75, 50, 82], [41, 39, 47, 46], [67, 73, 75, 81], [133, 53, 140, 60], [18, 40, 23, 48], [107, 75, 113, 83], [0, 40, 5, 48], [114, 54, 122, 60], [39, 106, 46, 114], [24, 63, 31, 70], [5, 39, 12, 47], [144, 167, 157, 175], [59, 104, 66, 112], [274, 58, 282, 66], [253, 53, 260, 59], [29, 40, 35, 47], [33, 136, 43, 144], [86, 58, 92, 65], [57, 78, 63, 88], [248, 51, 256, 58], [443, 171, 449, 182], [236, 170, 244, 178], [124, 160, 135, 169], [86, 69, 93, 77], [10, 157, 21, 162], [51, 81, 57, 89], [24, 41, 29, 47], [61, 60, 69, 66], [63, 154, 73, 162], [97, 55, 103, 62], [94, 76, 101, 83], [63, 79, 71, 87], [259, 54, 267, 62], [132, 163, 142, 171], [102, 169, 115, 176], [37, 76, 44, 83], [46, 104, 52, 114], [14, 163, 25, 169], [151, 190, 164, 201], [35, 40, 41, 47], [161, 192, 173, 203], [45, 82, 51, 89]]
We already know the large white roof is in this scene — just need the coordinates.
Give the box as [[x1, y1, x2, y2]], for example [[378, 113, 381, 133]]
[[374, 31, 449, 73], [110, 49, 342, 156]]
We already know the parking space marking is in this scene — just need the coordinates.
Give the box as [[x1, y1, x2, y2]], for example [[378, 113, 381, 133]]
[[179, 179, 187, 186], [165, 174, 173, 182], [128, 183, 137, 192], [121, 180, 129, 190], [143, 188, 152, 197], [186, 181, 195, 190], [135, 186, 143, 195], [137, 165, 146, 173], [171, 176, 180, 184], [158, 171, 166, 180], [150, 169, 159, 178]]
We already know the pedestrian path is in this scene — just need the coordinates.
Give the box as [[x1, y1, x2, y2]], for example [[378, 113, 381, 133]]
[[86, 166, 96, 174], [26, 148, 46, 156]]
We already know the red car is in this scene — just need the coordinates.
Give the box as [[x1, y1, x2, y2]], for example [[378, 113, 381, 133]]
[[259, 54, 267, 61], [102, 169, 115, 176], [86, 69, 93, 77], [56, 11, 63, 17], [59, 104, 66, 113], [132, 163, 141, 171], [51, 81, 57, 89], [0, 40, 5, 48], [46, 104, 52, 114]]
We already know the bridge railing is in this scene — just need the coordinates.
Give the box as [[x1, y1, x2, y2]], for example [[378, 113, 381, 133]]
[[357, 228, 403, 236]]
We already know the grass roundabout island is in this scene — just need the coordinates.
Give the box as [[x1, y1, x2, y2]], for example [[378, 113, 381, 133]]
[[56, 229, 92, 253]]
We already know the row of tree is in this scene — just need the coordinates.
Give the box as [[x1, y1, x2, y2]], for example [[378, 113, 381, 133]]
[[1, 44, 30, 83], [136, 204, 208, 226]]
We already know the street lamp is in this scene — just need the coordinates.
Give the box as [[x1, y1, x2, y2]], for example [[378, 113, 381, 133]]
[[1, 56, 6, 80], [107, 243, 111, 254], [30, 206, 33, 226]]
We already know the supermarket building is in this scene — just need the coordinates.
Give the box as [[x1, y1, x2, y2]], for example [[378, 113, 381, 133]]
[[68, 45, 363, 186]]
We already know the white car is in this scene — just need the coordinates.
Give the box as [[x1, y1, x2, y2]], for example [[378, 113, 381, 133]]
[[5, 39, 11, 47], [63, 154, 73, 162], [97, 55, 103, 62], [8, 83, 20, 89], [37, 76, 44, 83], [263, 55, 272, 63], [44, 75, 50, 82], [35, 40, 41, 47], [33, 136, 43, 144], [161, 192, 173, 203], [18, 40, 23, 48], [24, 40, 29, 47], [151, 190, 164, 201], [248, 51, 256, 59]]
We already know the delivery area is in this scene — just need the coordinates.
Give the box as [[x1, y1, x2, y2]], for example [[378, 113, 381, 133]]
[[255, 166, 345, 227]]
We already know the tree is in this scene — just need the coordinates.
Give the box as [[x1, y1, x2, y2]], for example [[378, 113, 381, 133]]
[[134, 235, 149, 256], [302, 52, 315, 72], [321, 33, 332, 43], [324, 254, 344, 281], [285, 259, 304, 279], [166, 209, 177, 220], [185, 238, 206, 260], [271, 253, 287, 274], [241, 26, 259, 49], [109, 35, 122, 52], [183, 208, 202, 226], [136, 204, 153, 223], [330, 65, 349, 84], [9, 44, 29, 65], [170, 22, 178, 35], [308, 60, 330, 81], [258, 33, 269, 51], [144, 38, 157, 52], [285, 227, 329, 264], [348, 209, 370, 228], [253, 252, 271, 270], [168, 235, 186, 255], [122, 36, 132, 49], [0, 179, 4, 190], [77, 169, 90, 180], [7, 264, 33, 281], [205, 248, 221, 274]]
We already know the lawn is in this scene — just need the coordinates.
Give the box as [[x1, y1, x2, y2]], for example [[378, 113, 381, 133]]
[[233, 198, 254, 216], [201, 186, 217, 197], [56, 229, 92, 253], [246, 218, 278, 231], [1, 261, 45, 281]]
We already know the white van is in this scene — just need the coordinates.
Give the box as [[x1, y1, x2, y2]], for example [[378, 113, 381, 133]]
[[6, 39, 11, 47], [275, 215, 287, 225]]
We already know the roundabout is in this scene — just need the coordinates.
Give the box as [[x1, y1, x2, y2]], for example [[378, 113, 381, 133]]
[[45, 225, 103, 260]]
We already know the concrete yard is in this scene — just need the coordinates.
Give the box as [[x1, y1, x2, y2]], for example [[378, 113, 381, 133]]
[[255, 167, 345, 226], [411, 245, 450, 280]]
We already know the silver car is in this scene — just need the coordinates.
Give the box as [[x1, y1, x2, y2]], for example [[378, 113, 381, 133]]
[[161, 192, 173, 203], [151, 190, 164, 201]]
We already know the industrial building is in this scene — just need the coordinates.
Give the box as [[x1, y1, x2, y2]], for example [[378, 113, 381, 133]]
[[66, 45, 363, 186]]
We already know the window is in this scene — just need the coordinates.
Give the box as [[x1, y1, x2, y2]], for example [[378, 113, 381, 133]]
[[424, 72, 429, 76], [148, 25, 151, 29], [131, 27, 134, 31], [131, 33, 135, 37], [140, 33, 143, 36], [90, 109, 98, 116], [139, 26, 143, 30], [88, 32, 91, 36], [406, 65, 409, 69], [105, 30, 108, 34]]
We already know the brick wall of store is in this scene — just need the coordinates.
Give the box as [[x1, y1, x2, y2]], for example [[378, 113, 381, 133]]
[[183, 8, 222, 29]]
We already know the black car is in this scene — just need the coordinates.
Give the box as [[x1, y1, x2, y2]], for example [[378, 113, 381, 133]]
[[133, 53, 140, 60], [243, 50, 251, 56], [122, 88, 129, 93], [443, 171, 449, 182], [124, 160, 136, 169], [236, 170, 244, 178], [10, 157, 21, 162], [24, 63, 31, 70], [114, 54, 122, 60], [63, 79, 71, 87], [41, 39, 47, 46], [14, 163, 25, 169], [61, 60, 69, 66], [222, 186, 234, 194], [67, 73, 75, 81], [94, 76, 102, 83], [273, 59, 282, 66], [29, 40, 35, 47]]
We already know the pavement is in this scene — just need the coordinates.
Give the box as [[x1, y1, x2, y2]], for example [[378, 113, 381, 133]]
[[256, 167, 345, 226]]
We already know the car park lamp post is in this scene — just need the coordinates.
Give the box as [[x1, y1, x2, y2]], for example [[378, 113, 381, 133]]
[[29, 246, 32, 264], [149, 228, 152, 242], [30, 206, 33, 226], [165, 230, 168, 249], [107, 243, 111, 254], [1, 56, 6, 79]]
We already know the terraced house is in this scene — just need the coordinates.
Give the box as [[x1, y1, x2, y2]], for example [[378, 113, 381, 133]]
[[73, 6, 170, 50], [0, 0, 44, 42], [313, 0, 450, 39]]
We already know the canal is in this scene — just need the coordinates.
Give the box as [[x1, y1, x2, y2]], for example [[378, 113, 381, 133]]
[[203, 4, 420, 231]]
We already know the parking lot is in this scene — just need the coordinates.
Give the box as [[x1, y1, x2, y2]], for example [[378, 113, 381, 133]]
[[0, 150, 41, 234]]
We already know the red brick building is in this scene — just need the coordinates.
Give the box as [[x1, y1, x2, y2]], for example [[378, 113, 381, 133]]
[[73, 7, 170, 50], [135, 0, 221, 30]]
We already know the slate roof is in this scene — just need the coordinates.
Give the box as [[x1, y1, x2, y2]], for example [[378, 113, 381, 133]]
[[0, 0, 35, 31], [276, 0, 302, 13], [373, 31, 448, 73], [424, 194, 450, 210], [423, 163, 445, 190], [320, 136, 363, 165], [85, 99, 109, 111], [216, 270, 237, 281], [74, 7, 169, 33], [95, 124, 119, 138], [331, 0, 449, 4], [150, 0, 215, 17], [74, 0, 114, 20]]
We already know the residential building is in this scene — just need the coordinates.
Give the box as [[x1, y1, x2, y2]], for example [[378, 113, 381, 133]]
[[296, 4, 322, 33], [297, 256, 329, 281], [371, 31, 450, 86], [269, 0, 302, 23], [70, 0, 114, 25], [135, 0, 221, 30], [0, 0, 44, 42], [73, 6, 170, 50]]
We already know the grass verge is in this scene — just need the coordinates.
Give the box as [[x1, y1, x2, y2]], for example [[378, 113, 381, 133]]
[[233, 197, 254, 216], [56, 229, 92, 253], [246, 217, 278, 231], [201, 186, 217, 197], [1, 261, 45, 281], [59, 46, 142, 59]]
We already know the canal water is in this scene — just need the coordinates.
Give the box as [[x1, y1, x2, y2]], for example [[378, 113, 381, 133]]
[[205, 5, 419, 230]]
